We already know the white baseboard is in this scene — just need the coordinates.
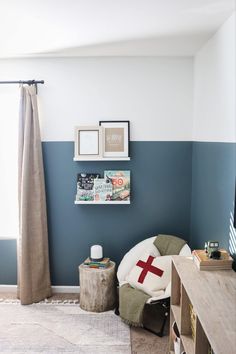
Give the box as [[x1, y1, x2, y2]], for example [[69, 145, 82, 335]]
[[0, 285, 79, 294], [0, 285, 17, 293], [51, 286, 80, 294]]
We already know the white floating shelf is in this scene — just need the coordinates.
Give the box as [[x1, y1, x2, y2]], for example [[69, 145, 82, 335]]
[[74, 200, 130, 205], [73, 157, 130, 161]]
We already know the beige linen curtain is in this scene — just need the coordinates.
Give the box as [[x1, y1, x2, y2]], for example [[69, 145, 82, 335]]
[[18, 85, 51, 305]]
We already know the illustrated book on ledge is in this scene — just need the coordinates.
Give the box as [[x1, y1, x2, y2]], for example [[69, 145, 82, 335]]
[[75, 171, 130, 204]]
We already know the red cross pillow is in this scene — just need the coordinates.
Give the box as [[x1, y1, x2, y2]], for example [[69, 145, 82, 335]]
[[126, 253, 172, 297]]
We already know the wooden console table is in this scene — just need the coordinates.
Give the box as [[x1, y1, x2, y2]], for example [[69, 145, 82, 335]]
[[170, 256, 236, 354]]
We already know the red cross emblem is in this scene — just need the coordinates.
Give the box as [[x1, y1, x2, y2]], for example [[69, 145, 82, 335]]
[[136, 255, 164, 284]]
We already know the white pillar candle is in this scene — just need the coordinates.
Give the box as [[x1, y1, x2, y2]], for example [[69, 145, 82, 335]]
[[90, 245, 103, 261]]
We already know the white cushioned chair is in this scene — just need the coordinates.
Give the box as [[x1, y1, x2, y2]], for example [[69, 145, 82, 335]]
[[117, 236, 191, 335]]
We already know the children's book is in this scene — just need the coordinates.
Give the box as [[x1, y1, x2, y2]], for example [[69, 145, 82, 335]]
[[84, 257, 110, 267], [104, 171, 130, 201], [94, 178, 113, 201], [76, 173, 100, 201]]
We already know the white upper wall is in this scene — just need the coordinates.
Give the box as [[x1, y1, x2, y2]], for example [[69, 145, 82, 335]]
[[193, 12, 236, 142], [0, 57, 193, 141], [0, 12, 234, 143]]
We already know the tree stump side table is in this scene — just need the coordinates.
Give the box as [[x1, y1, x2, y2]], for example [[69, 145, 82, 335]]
[[79, 261, 117, 312]]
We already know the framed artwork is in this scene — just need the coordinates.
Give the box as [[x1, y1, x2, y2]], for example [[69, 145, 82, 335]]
[[99, 120, 130, 157], [74, 126, 103, 159]]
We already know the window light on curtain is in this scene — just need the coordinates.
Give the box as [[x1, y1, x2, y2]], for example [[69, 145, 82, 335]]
[[0, 86, 19, 239]]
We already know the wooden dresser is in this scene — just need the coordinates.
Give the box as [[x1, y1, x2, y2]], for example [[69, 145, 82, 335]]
[[170, 255, 236, 354]]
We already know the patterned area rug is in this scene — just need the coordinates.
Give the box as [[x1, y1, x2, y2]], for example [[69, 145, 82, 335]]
[[0, 302, 131, 353]]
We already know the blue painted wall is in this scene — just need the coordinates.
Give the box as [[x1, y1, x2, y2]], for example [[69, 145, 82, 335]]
[[0, 141, 192, 285], [1, 141, 235, 285], [44, 141, 192, 285], [0, 240, 17, 284], [190, 142, 236, 255]]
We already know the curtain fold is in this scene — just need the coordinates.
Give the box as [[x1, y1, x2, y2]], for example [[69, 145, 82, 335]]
[[17, 85, 51, 305]]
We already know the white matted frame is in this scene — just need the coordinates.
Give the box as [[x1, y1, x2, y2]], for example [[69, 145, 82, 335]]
[[99, 121, 130, 158], [74, 126, 103, 160]]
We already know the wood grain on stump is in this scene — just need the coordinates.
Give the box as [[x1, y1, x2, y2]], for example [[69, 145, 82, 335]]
[[79, 261, 116, 312]]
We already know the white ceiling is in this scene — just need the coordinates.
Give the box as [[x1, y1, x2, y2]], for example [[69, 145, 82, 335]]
[[0, 0, 235, 58]]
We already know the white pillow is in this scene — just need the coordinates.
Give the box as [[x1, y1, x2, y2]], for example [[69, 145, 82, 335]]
[[126, 253, 172, 297], [117, 242, 160, 283]]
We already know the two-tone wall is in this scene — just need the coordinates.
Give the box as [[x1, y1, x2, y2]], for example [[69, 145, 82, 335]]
[[0, 13, 235, 285], [0, 57, 193, 285], [191, 13, 236, 256]]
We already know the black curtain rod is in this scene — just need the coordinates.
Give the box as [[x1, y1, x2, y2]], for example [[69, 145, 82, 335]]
[[0, 80, 44, 85]]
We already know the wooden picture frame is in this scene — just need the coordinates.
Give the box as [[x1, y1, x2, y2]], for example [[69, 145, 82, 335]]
[[74, 126, 103, 160], [99, 120, 130, 158]]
